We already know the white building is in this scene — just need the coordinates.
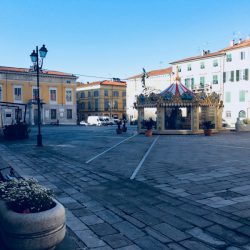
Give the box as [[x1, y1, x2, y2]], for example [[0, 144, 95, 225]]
[[170, 38, 250, 127], [126, 67, 172, 122]]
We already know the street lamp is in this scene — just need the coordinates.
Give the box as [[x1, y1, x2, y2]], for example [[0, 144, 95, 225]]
[[30, 45, 48, 146]]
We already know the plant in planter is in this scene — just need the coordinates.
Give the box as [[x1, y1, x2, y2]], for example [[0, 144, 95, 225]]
[[0, 178, 65, 250], [142, 118, 155, 137], [202, 121, 214, 136]]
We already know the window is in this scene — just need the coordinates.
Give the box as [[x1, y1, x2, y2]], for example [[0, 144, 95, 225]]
[[80, 92, 85, 98], [184, 79, 190, 88], [178, 66, 181, 72], [32, 87, 39, 100], [200, 77, 205, 88], [226, 53, 232, 62], [66, 89, 72, 103], [51, 109, 57, 119], [213, 75, 218, 84], [113, 91, 119, 97], [191, 78, 194, 89], [14, 86, 22, 102], [239, 110, 246, 118], [225, 92, 231, 103], [88, 91, 91, 97], [94, 90, 99, 97], [104, 99, 109, 111], [123, 99, 126, 109], [240, 51, 245, 60], [187, 64, 192, 71], [94, 99, 99, 111], [226, 111, 231, 118], [122, 91, 126, 97], [239, 90, 246, 102], [66, 80, 71, 84], [230, 71, 234, 82], [88, 101, 91, 110], [200, 62, 205, 69], [0, 85, 2, 101], [67, 109, 72, 119], [50, 88, 57, 102], [113, 100, 118, 109], [213, 59, 218, 67], [236, 70, 240, 81], [80, 102, 85, 110], [104, 90, 109, 96], [243, 69, 249, 80]]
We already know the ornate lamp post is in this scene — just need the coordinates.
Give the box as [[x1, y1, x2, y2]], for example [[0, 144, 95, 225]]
[[30, 45, 48, 146]]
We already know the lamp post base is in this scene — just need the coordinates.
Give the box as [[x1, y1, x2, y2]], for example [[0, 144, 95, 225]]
[[37, 134, 43, 147]]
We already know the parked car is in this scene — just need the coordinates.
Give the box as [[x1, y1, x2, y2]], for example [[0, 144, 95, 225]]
[[79, 121, 88, 126]]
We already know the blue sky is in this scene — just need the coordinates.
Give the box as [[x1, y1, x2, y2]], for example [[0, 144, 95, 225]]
[[1, 0, 250, 82]]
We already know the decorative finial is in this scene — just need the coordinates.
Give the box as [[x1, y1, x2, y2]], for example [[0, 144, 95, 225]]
[[175, 66, 180, 82]]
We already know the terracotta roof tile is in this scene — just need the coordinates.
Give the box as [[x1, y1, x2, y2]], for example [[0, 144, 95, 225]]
[[128, 67, 172, 79], [77, 80, 126, 89], [170, 38, 250, 64], [0, 66, 76, 77], [170, 51, 225, 64]]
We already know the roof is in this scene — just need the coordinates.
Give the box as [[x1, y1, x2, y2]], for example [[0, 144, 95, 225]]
[[170, 38, 250, 65], [77, 80, 126, 89], [170, 51, 225, 64], [0, 66, 76, 78], [127, 67, 172, 80], [219, 38, 250, 52]]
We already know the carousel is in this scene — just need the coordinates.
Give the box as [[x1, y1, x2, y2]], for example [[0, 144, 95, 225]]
[[136, 73, 223, 135]]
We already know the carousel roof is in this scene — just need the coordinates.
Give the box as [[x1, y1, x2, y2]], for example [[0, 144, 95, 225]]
[[160, 76, 194, 100]]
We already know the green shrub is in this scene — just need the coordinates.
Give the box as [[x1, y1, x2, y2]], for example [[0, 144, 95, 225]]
[[243, 118, 250, 125], [0, 178, 54, 213]]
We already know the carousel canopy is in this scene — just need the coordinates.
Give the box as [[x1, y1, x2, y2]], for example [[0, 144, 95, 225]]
[[160, 76, 194, 100]]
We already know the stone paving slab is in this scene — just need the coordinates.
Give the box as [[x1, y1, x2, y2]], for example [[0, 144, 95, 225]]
[[1, 126, 250, 249]]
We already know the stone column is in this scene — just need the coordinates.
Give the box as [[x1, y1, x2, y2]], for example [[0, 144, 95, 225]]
[[137, 107, 144, 132], [157, 106, 165, 133], [192, 106, 199, 133]]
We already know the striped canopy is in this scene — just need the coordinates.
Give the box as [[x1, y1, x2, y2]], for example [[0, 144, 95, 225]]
[[160, 78, 194, 100]]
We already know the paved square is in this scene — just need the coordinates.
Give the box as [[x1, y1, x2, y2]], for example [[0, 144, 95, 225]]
[[1, 126, 250, 249]]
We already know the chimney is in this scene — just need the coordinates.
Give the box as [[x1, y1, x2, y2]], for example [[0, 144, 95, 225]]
[[239, 38, 242, 44], [230, 39, 235, 46], [201, 50, 205, 56]]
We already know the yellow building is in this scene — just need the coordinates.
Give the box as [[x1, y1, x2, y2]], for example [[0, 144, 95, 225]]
[[0, 66, 77, 125], [77, 80, 126, 122]]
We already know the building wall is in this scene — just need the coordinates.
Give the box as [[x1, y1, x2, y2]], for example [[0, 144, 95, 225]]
[[126, 74, 172, 122], [77, 83, 126, 121], [172, 46, 250, 126], [0, 71, 77, 125], [223, 47, 250, 126]]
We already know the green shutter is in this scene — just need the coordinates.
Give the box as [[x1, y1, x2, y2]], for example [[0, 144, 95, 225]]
[[225, 92, 231, 103], [239, 91, 245, 102], [236, 70, 240, 81], [230, 71, 234, 82], [245, 69, 249, 80], [191, 78, 194, 89]]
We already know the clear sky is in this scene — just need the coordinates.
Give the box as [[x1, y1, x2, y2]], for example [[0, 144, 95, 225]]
[[1, 0, 250, 82]]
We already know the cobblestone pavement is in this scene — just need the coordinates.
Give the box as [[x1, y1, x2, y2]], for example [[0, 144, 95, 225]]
[[1, 126, 250, 249]]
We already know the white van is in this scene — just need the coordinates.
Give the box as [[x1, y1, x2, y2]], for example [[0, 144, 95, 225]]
[[87, 116, 102, 126]]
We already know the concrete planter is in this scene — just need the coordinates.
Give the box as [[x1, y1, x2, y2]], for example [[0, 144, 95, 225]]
[[0, 199, 66, 250]]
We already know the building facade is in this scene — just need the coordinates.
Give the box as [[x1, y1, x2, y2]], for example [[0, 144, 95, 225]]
[[170, 38, 250, 127], [77, 80, 126, 122], [126, 67, 172, 122], [0, 66, 77, 126]]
